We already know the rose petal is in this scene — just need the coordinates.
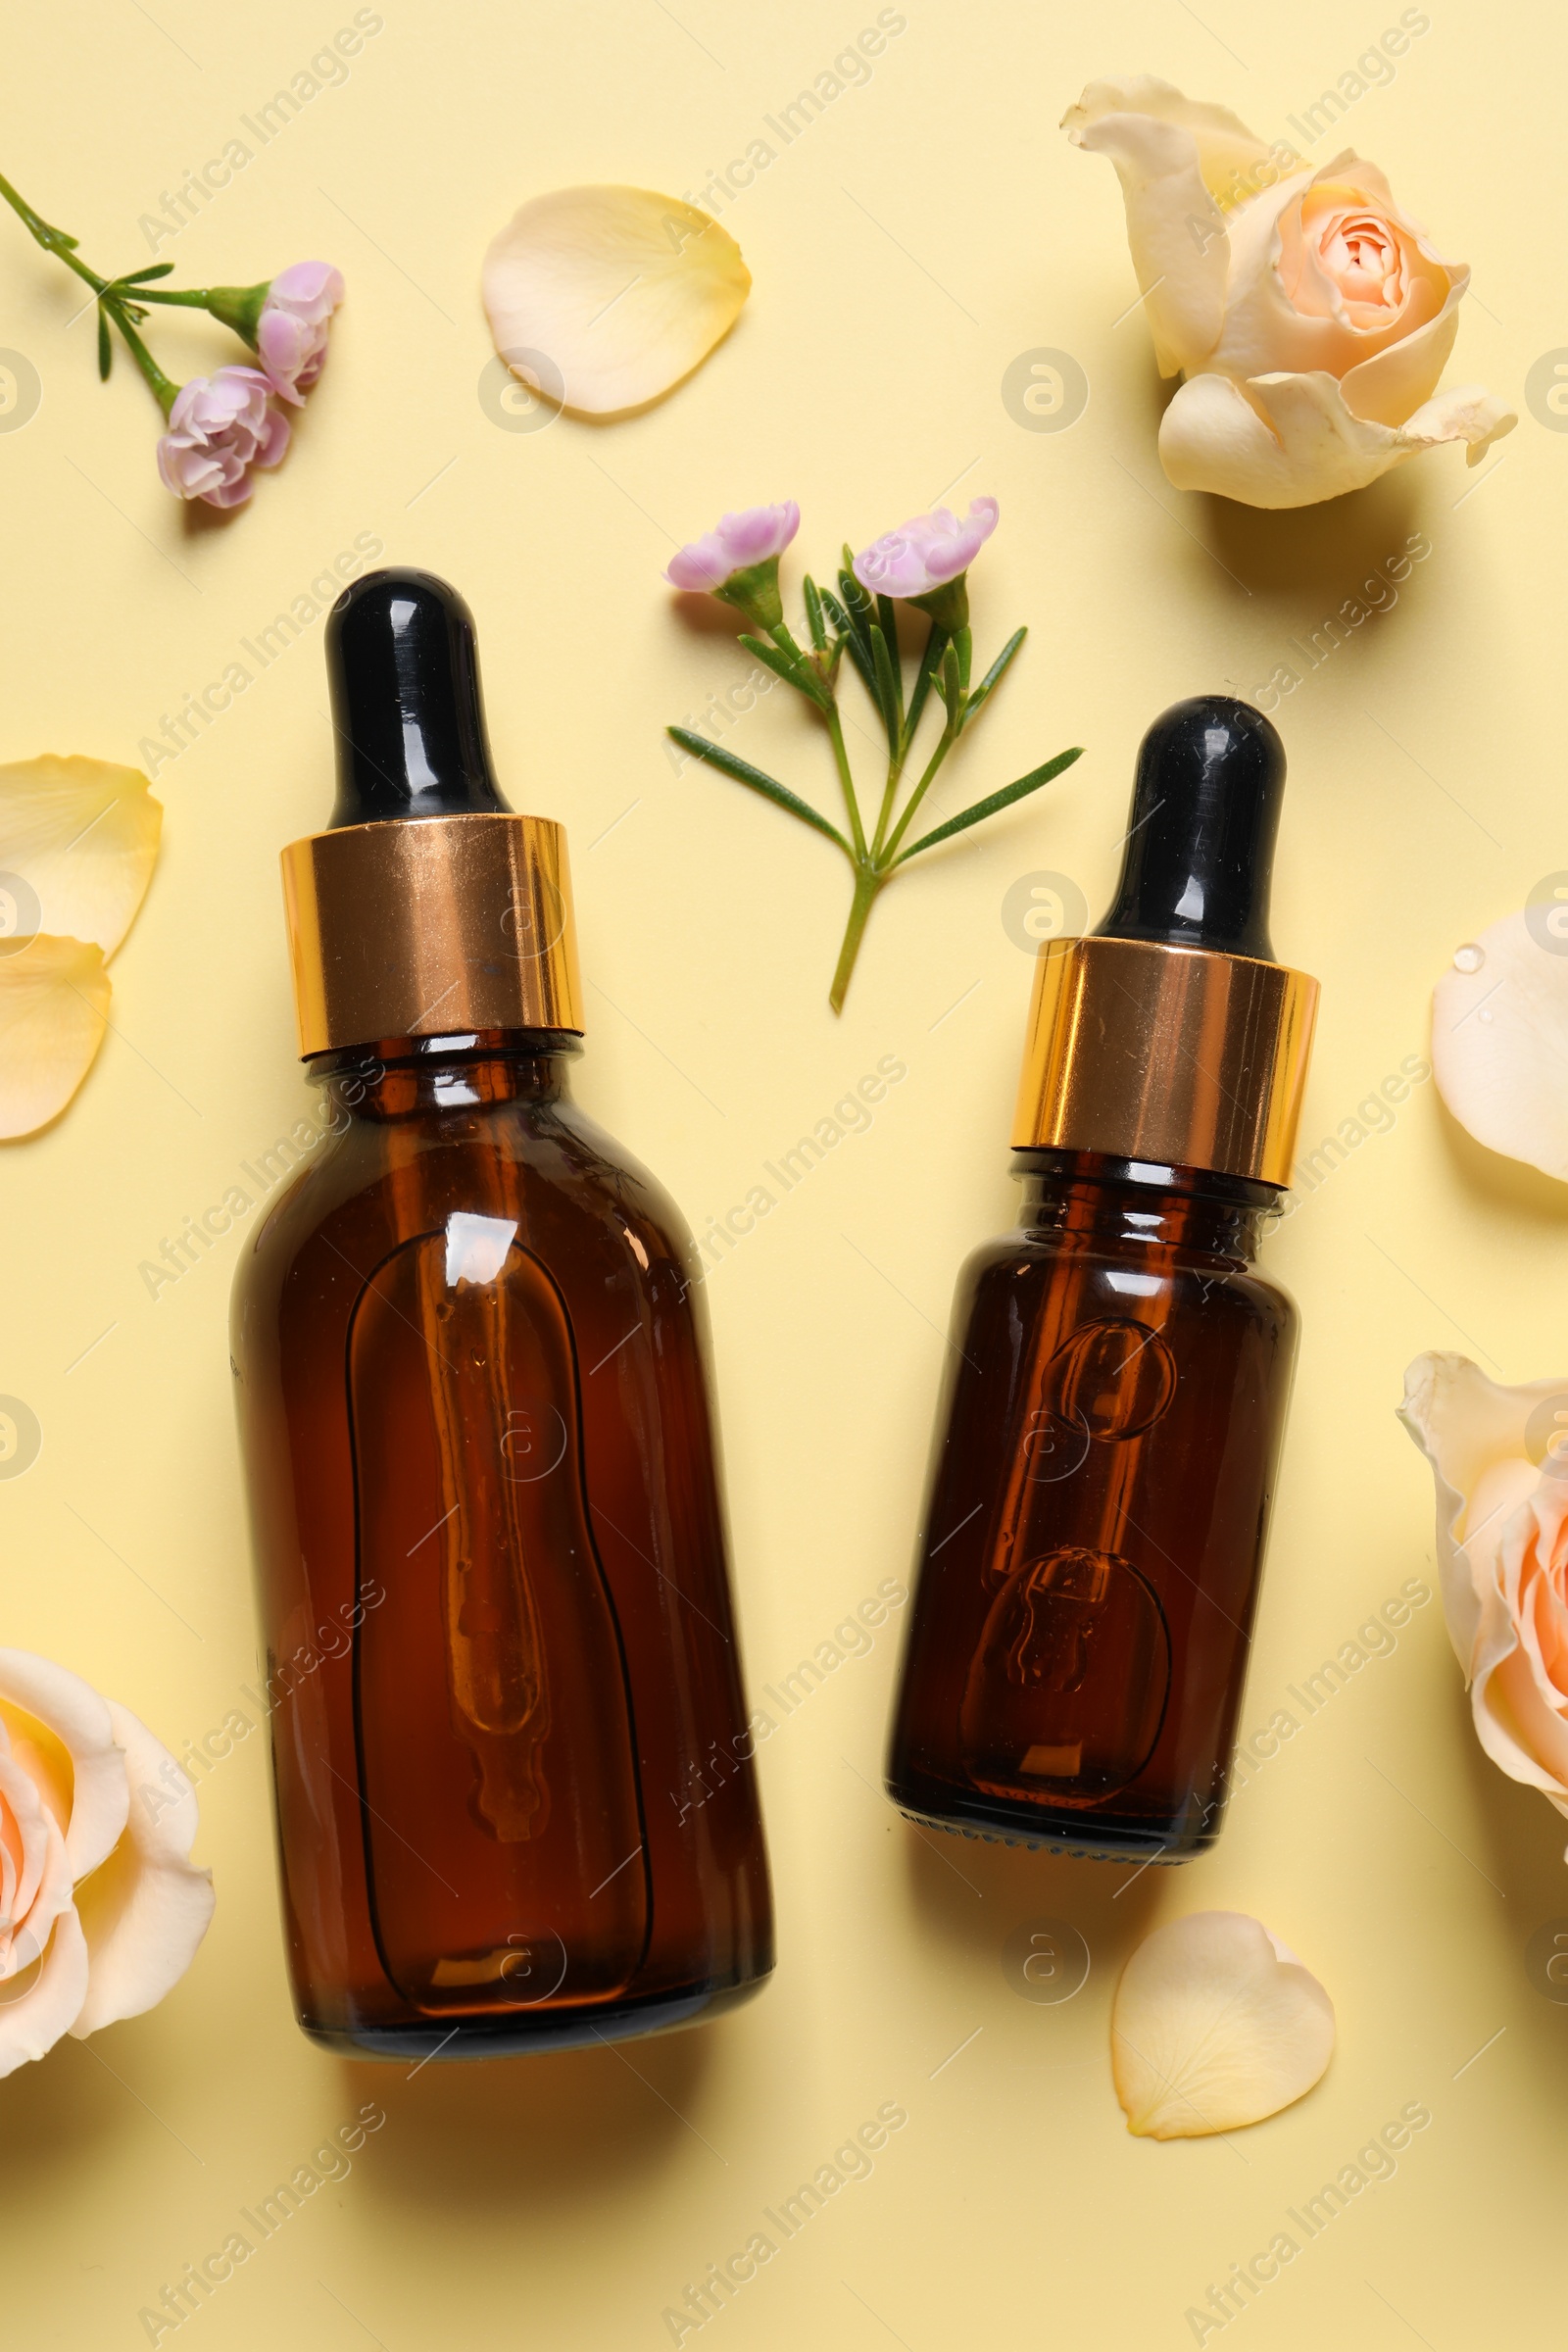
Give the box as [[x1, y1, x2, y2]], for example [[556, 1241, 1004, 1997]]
[[1431, 907, 1568, 1179], [1492, 1515, 1568, 1801], [1159, 368, 1514, 507], [1397, 1354, 1561, 1672], [1062, 75, 1281, 203], [1211, 155, 1455, 393], [0, 1649, 128, 1880], [1111, 1911, 1335, 2139], [0, 757, 161, 957], [0, 935, 112, 1139], [0, 1883, 89, 2082], [0, 1749, 56, 1936], [1062, 103, 1228, 375], [71, 1699, 213, 2037], [1338, 296, 1461, 430], [482, 185, 750, 416], [1399, 1352, 1568, 1832]]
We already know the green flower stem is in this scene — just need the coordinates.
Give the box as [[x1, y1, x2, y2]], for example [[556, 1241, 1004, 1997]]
[[866, 620, 951, 859], [828, 865, 884, 1017], [765, 620, 834, 703], [869, 748, 904, 863], [823, 703, 868, 861], [880, 719, 960, 864], [0, 169, 179, 415], [126, 278, 267, 357]]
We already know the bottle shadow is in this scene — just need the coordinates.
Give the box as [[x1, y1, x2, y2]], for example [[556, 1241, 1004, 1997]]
[[332, 2017, 722, 2216], [898, 1813, 1167, 1997]]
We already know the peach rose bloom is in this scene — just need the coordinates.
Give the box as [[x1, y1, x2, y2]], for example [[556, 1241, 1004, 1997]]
[[1063, 75, 1514, 507], [0, 1649, 214, 2078], [1399, 1354, 1568, 1845]]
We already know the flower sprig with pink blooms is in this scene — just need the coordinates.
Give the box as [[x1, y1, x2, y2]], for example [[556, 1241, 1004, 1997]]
[[0, 169, 342, 511], [666, 499, 1082, 1012]]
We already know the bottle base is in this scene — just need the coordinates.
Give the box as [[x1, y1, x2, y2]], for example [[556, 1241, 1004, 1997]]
[[299, 1967, 772, 2061], [888, 1780, 1208, 1865]]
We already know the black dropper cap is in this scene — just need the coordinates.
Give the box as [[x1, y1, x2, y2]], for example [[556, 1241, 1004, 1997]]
[[324, 567, 514, 828], [1095, 696, 1285, 963]]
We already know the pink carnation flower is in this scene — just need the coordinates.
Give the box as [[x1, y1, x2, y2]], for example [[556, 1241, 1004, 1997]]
[[666, 502, 800, 594], [853, 497, 1000, 599], [156, 368, 290, 510], [256, 262, 345, 406]]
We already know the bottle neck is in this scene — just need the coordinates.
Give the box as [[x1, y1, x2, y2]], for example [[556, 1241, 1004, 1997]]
[[316, 1029, 581, 1123], [1010, 1149, 1276, 1269]]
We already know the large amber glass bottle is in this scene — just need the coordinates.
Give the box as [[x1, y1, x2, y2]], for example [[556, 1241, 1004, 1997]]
[[231, 570, 771, 2055], [886, 699, 1319, 1862]]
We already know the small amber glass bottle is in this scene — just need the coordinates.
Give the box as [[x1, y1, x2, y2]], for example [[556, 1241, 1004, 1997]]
[[886, 698, 1319, 1863], [231, 570, 772, 2054]]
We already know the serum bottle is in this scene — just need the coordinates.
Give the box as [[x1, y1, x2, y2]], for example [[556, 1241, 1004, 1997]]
[[886, 697, 1318, 1862], [231, 568, 773, 2054]]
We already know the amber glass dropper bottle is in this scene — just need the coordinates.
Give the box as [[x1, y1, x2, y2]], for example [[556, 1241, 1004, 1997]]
[[886, 696, 1319, 1863], [230, 568, 772, 2055]]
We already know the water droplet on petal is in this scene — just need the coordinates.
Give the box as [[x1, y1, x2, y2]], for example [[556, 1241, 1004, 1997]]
[[1453, 942, 1485, 974]]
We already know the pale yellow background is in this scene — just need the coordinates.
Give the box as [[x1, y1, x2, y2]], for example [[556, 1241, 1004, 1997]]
[[3, 2, 1565, 2344]]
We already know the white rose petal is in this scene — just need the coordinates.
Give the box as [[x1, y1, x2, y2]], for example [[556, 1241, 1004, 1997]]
[[0, 1647, 129, 1880], [1431, 906, 1568, 1181], [0, 1880, 89, 2082], [0, 1652, 214, 2075], [71, 1699, 215, 2037], [1062, 75, 1280, 201], [482, 185, 751, 417], [1064, 76, 1516, 510], [1061, 102, 1229, 376], [0, 1761, 90, 2082], [1111, 1911, 1335, 2138], [0, 935, 112, 1139], [1208, 157, 1454, 390], [1159, 368, 1514, 508], [1399, 1353, 1568, 1832], [0, 756, 161, 957]]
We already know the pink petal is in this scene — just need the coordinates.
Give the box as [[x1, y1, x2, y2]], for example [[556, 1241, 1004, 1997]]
[[269, 261, 345, 318]]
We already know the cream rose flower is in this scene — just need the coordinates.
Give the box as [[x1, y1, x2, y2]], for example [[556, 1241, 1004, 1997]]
[[1399, 1354, 1568, 1846], [0, 1649, 214, 2078], [1063, 75, 1515, 508]]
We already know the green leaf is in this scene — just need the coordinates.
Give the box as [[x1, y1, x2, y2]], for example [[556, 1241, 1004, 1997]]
[[939, 643, 962, 721], [955, 623, 972, 695], [837, 555, 874, 649], [818, 590, 878, 703], [868, 623, 902, 746], [962, 627, 1027, 728], [803, 574, 827, 655], [119, 262, 175, 283], [97, 305, 111, 380], [737, 632, 828, 708], [876, 594, 902, 707], [879, 597, 903, 724], [666, 728, 853, 855], [893, 747, 1084, 864], [903, 624, 948, 749]]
